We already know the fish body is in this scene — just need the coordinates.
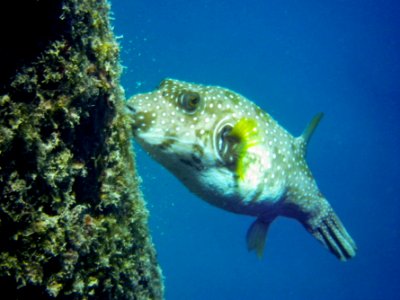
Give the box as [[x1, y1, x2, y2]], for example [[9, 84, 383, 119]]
[[127, 79, 356, 260]]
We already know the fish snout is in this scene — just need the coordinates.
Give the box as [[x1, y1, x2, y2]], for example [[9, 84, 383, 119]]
[[125, 98, 154, 135]]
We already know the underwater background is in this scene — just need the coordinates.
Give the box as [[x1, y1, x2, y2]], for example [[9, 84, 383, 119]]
[[113, 0, 400, 299]]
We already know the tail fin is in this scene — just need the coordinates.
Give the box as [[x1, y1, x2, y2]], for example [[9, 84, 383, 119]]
[[306, 209, 357, 261], [246, 218, 274, 258]]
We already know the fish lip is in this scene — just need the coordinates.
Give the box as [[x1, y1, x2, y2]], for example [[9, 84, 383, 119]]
[[125, 103, 139, 133], [125, 103, 136, 114], [213, 116, 235, 163]]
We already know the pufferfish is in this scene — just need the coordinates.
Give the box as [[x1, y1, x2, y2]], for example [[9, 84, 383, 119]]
[[126, 79, 357, 261]]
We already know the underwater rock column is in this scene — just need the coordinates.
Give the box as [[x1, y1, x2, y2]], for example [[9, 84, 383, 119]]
[[0, 0, 163, 299]]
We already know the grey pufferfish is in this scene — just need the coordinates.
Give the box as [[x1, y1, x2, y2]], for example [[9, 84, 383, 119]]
[[126, 78, 356, 261]]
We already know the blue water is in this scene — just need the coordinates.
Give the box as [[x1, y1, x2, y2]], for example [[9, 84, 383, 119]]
[[112, 1, 400, 299]]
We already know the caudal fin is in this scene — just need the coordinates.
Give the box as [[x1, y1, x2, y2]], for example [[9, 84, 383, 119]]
[[246, 218, 274, 258], [306, 209, 357, 261]]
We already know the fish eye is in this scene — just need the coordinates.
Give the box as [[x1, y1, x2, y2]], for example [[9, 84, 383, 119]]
[[179, 91, 201, 113]]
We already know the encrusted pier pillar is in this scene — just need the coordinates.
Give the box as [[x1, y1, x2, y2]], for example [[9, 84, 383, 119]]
[[0, 0, 163, 298]]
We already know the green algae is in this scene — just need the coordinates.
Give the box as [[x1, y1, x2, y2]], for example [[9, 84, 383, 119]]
[[0, 0, 163, 298]]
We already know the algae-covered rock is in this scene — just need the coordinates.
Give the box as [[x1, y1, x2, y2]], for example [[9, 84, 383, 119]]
[[0, 0, 163, 298]]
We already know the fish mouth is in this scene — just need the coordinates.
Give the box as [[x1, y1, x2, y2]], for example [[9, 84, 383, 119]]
[[125, 101, 141, 132], [125, 102, 137, 114], [125, 101, 155, 134]]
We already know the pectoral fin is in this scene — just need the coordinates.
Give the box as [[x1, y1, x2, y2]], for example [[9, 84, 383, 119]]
[[246, 218, 274, 258]]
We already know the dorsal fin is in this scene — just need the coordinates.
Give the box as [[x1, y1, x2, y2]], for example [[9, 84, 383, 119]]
[[301, 112, 324, 145]]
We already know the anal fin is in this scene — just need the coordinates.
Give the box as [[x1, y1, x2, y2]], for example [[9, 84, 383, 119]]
[[246, 218, 274, 258]]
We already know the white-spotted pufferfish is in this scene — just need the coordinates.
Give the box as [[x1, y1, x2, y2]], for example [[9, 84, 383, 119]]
[[127, 79, 356, 261]]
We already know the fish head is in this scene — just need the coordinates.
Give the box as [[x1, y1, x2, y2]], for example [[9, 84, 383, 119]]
[[126, 78, 267, 202]]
